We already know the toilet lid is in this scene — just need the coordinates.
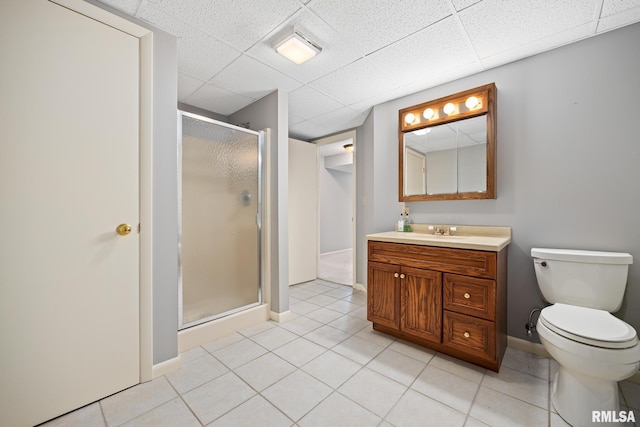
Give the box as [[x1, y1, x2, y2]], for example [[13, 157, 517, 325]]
[[540, 304, 638, 349]]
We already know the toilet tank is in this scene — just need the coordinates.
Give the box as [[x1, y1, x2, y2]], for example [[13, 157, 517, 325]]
[[531, 248, 633, 312]]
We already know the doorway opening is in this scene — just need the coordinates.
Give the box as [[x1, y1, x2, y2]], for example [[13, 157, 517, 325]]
[[314, 130, 356, 287]]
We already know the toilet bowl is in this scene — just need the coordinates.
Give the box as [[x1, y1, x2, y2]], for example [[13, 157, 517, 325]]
[[531, 248, 639, 427], [537, 304, 640, 426]]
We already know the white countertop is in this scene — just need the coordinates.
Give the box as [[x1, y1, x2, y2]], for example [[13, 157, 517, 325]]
[[367, 225, 511, 252]]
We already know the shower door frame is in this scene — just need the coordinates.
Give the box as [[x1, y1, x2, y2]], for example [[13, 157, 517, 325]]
[[177, 111, 264, 330]]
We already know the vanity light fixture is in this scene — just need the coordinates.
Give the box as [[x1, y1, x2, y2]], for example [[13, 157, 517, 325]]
[[413, 128, 429, 136], [465, 96, 479, 109], [404, 112, 416, 125], [423, 108, 434, 120], [443, 102, 456, 115], [343, 143, 353, 153], [276, 32, 322, 64]]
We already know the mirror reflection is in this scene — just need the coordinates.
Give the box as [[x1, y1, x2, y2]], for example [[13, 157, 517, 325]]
[[403, 115, 486, 196]]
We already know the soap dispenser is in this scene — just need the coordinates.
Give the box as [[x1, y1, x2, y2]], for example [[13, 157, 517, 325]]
[[397, 214, 405, 232], [403, 212, 411, 232]]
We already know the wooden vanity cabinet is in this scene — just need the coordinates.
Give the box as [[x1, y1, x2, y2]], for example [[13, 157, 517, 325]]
[[367, 240, 507, 371]]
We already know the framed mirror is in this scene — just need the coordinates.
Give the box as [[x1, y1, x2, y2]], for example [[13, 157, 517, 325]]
[[399, 83, 496, 201]]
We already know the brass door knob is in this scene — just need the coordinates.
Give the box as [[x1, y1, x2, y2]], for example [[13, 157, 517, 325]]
[[464, 293, 471, 299], [400, 274, 405, 279], [463, 332, 470, 338], [394, 273, 399, 278], [116, 223, 132, 236]]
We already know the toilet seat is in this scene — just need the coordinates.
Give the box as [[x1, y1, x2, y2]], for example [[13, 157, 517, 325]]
[[540, 303, 638, 349]]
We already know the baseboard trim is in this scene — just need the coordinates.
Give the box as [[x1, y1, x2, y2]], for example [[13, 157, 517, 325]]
[[353, 282, 366, 293], [177, 304, 269, 353], [507, 335, 640, 384], [151, 356, 180, 379], [270, 310, 292, 323]]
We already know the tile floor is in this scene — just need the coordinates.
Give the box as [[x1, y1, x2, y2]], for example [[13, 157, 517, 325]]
[[318, 249, 352, 286], [43, 279, 639, 427]]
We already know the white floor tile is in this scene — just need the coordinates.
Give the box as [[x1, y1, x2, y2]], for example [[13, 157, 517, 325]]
[[298, 392, 381, 427], [386, 389, 466, 427], [41, 402, 105, 427], [273, 337, 327, 367], [367, 348, 427, 386], [332, 335, 386, 365], [121, 398, 200, 427], [262, 370, 332, 421], [212, 338, 268, 369], [302, 350, 363, 388], [411, 365, 479, 413], [469, 386, 549, 427], [208, 395, 293, 427], [305, 307, 345, 324], [233, 353, 297, 391], [482, 366, 549, 410], [501, 347, 550, 381], [338, 368, 407, 418], [165, 354, 228, 394], [249, 327, 298, 351], [279, 315, 324, 336], [328, 314, 370, 334], [182, 372, 255, 425], [428, 352, 486, 383], [100, 377, 177, 426], [303, 324, 351, 348], [387, 340, 436, 364]]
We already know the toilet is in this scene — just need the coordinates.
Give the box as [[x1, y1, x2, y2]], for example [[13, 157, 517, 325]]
[[531, 248, 640, 427]]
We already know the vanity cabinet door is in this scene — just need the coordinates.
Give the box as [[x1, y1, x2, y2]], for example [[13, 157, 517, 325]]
[[400, 267, 442, 343], [367, 262, 400, 329]]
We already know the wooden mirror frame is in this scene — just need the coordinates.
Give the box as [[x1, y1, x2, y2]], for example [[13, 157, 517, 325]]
[[399, 83, 496, 201]]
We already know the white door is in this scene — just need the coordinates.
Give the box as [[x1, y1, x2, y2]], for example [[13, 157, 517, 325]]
[[405, 148, 426, 195], [0, 1, 140, 426], [288, 138, 318, 285]]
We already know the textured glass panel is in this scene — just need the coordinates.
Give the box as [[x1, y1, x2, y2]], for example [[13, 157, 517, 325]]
[[181, 116, 260, 326]]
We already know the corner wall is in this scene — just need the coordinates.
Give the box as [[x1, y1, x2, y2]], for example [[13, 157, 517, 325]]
[[358, 22, 640, 341]]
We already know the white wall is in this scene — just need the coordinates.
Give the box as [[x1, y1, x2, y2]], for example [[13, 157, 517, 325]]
[[319, 159, 352, 253], [356, 22, 640, 341]]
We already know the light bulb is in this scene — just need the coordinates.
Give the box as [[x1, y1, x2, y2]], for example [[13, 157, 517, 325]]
[[405, 113, 416, 124], [465, 96, 479, 109], [443, 103, 455, 115], [423, 108, 434, 119], [413, 129, 427, 136]]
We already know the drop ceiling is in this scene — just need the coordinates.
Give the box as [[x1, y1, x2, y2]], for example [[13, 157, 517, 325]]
[[98, 0, 640, 140]]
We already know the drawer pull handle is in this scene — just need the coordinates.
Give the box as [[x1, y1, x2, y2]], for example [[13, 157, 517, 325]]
[[463, 332, 470, 338], [400, 274, 405, 279], [463, 293, 470, 299], [394, 273, 399, 278]]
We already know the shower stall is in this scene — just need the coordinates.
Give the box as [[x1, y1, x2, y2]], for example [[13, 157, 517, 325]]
[[178, 112, 264, 329]]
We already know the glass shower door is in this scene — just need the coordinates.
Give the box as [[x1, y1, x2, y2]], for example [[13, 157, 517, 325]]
[[179, 112, 262, 329]]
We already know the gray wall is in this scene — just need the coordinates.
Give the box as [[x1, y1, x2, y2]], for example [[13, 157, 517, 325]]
[[229, 91, 290, 313], [356, 22, 640, 342], [89, 1, 179, 365], [319, 160, 352, 253]]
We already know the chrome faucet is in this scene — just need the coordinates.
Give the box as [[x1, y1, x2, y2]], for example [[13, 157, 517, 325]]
[[434, 226, 449, 235]]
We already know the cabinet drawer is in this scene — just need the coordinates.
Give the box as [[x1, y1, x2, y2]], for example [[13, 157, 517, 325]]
[[443, 274, 496, 320], [443, 311, 496, 361], [368, 241, 496, 279]]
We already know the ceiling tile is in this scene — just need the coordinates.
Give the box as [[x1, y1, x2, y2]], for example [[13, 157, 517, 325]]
[[97, 0, 141, 15], [247, 9, 362, 84], [288, 86, 344, 120], [309, 0, 451, 57], [183, 83, 255, 116], [148, 0, 303, 51], [289, 119, 331, 140], [480, 23, 592, 70], [310, 58, 399, 106], [459, 0, 596, 59], [178, 73, 205, 101], [208, 55, 303, 100], [137, 3, 241, 80], [601, 0, 640, 16], [597, 4, 640, 32], [452, 0, 482, 12], [368, 17, 478, 87], [309, 107, 368, 131]]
